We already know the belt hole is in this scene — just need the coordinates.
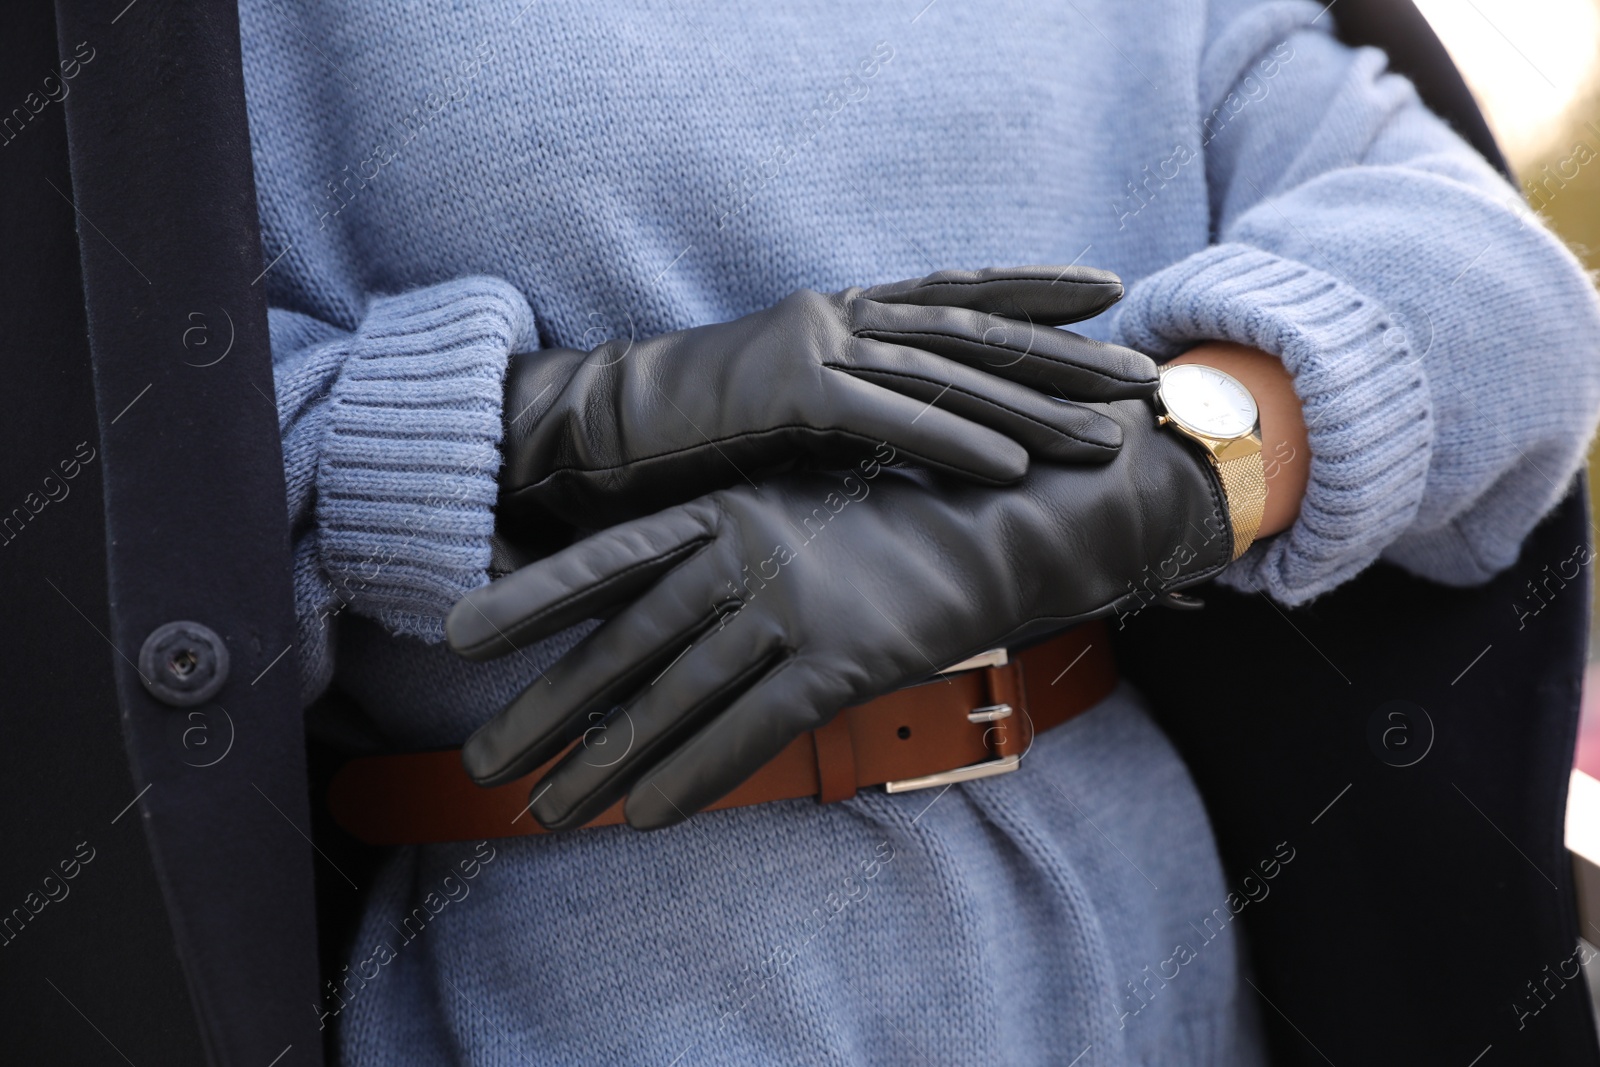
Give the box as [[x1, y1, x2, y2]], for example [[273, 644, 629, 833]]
[[897, 725, 911, 740]]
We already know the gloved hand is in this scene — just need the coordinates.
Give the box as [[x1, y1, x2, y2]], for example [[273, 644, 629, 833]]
[[495, 266, 1158, 534], [447, 397, 1233, 831]]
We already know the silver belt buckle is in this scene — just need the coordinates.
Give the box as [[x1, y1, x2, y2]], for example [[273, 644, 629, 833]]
[[885, 649, 1019, 793], [936, 647, 1008, 674], [883, 753, 1020, 793]]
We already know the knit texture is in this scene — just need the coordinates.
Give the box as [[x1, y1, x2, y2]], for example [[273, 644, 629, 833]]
[[1106, 26, 1600, 604], [239, 0, 1600, 1062], [271, 279, 534, 702], [1114, 243, 1435, 601]]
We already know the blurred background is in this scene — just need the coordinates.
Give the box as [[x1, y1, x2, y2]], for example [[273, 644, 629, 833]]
[[1411, 0, 1600, 761], [1414, 0, 1600, 1010]]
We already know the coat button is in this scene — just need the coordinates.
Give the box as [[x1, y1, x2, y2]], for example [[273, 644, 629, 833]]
[[138, 621, 230, 707]]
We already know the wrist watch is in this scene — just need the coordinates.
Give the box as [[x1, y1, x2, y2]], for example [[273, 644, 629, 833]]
[[1154, 362, 1267, 560]]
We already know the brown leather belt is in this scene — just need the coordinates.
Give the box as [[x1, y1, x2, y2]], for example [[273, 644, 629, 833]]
[[328, 621, 1116, 844]]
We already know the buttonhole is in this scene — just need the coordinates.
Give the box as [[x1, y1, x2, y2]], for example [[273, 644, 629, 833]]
[[169, 648, 199, 678]]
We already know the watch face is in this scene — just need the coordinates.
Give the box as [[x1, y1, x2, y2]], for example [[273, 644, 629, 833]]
[[1159, 363, 1258, 439]]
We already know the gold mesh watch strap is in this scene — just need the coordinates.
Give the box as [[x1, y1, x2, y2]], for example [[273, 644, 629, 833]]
[[1217, 452, 1267, 560]]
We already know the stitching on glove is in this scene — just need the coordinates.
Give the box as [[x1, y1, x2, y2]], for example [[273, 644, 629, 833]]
[[1012, 449, 1235, 635], [853, 328, 1155, 386], [839, 366, 1119, 454], [893, 276, 1119, 292], [1190, 461, 1233, 578], [478, 597, 741, 787], [490, 534, 716, 652], [506, 424, 1007, 489], [617, 648, 797, 799]]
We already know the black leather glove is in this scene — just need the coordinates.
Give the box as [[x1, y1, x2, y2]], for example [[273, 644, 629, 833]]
[[496, 266, 1158, 533], [447, 397, 1232, 831]]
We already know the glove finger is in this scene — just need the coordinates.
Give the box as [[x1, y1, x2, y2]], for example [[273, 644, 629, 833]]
[[459, 537, 734, 786], [861, 265, 1123, 325], [529, 613, 792, 831], [625, 658, 847, 830], [838, 340, 1123, 461], [817, 380, 1032, 484], [446, 505, 715, 662], [851, 300, 1158, 400]]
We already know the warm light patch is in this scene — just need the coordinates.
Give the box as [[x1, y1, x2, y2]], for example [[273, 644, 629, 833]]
[[1413, 0, 1600, 166]]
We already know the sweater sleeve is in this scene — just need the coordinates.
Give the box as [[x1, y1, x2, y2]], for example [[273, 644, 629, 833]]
[[1109, 0, 1600, 605], [269, 276, 535, 703]]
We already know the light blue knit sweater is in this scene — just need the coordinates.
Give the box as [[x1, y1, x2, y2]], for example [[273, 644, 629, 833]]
[[241, 0, 1600, 1063]]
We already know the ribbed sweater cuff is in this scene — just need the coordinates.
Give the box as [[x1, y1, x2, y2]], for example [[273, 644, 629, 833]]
[[317, 277, 535, 641], [1111, 244, 1433, 605]]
